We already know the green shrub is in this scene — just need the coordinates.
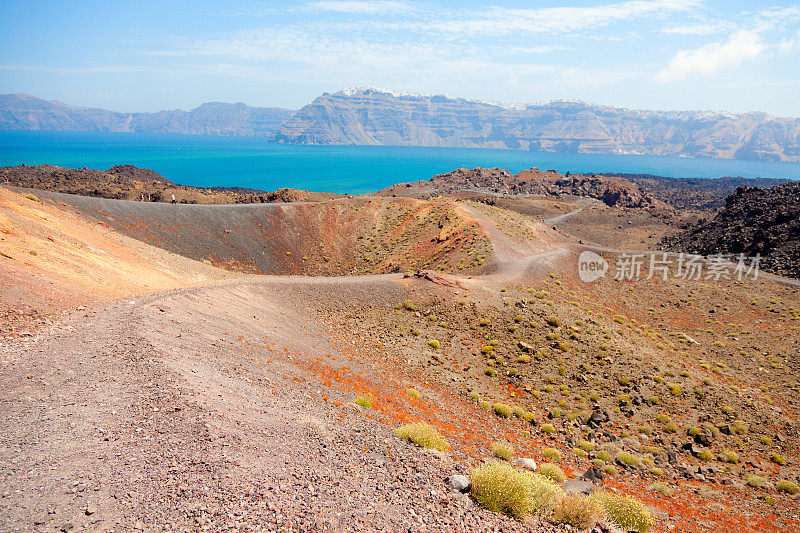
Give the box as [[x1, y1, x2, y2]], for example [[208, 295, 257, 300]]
[[667, 383, 683, 396], [479, 400, 491, 410], [777, 480, 800, 495], [23, 193, 40, 202], [552, 493, 600, 529], [698, 449, 714, 461], [746, 475, 765, 488], [654, 482, 674, 496], [760, 435, 772, 446], [638, 425, 653, 435], [603, 464, 618, 476], [538, 463, 566, 483], [355, 396, 372, 409], [595, 492, 654, 533], [527, 474, 563, 514], [512, 406, 525, 418], [485, 368, 496, 377], [406, 388, 420, 399], [394, 422, 450, 452], [493, 403, 513, 418], [577, 440, 595, 452], [617, 452, 640, 468], [596, 450, 612, 462], [542, 447, 562, 461], [722, 450, 739, 463], [655, 414, 671, 424], [402, 299, 416, 311], [428, 339, 440, 349], [541, 424, 555, 434], [770, 453, 786, 465], [470, 461, 532, 519], [492, 441, 514, 461]]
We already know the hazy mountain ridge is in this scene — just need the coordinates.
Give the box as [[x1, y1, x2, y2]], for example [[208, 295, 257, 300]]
[[4, 90, 800, 162], [275, 88, 800, 162], [0, 94, 295, 136]]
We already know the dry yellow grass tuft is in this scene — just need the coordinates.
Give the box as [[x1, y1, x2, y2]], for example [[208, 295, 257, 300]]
[[595, 492, 653, 533], [491, 441, 514, 461], [394, 422, 450, 453]]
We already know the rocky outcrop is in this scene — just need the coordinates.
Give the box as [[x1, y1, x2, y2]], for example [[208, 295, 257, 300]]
[[275, 88, 800, 162], [0, 164, 342, 204], [601, 174, 791, 209], [0, 94, 294, 136], [665, 182, 800, 278], [378, 167, 669, 209]]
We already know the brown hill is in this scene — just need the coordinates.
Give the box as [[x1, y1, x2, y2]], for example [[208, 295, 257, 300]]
[[379, 167, 669, 209], [1, 164, 341, 204]]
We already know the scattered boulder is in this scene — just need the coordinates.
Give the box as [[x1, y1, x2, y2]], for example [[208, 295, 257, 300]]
[[511, 457, 537, 471], [581, 466, 604, 484], [446, 474, 470, 492]]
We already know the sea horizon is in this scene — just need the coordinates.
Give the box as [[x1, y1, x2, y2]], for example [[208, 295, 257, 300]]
[[1, 130, 798, 194]]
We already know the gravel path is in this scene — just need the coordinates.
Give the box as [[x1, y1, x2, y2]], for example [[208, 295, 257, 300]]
[[0, 277, 558, 532]]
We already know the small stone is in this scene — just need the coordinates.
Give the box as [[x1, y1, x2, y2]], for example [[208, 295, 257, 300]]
[[512, 458, 537, 471], [60, 523, 74, 532], [85, 504, 97, 515], [446, 474, 470, 492], [581, 466, 604, 484]]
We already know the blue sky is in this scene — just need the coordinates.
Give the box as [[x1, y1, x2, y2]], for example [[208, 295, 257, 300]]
[[1, 1, 799, 115]]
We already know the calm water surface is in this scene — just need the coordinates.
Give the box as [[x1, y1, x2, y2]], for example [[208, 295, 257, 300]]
[[1, 131, 797, 194]]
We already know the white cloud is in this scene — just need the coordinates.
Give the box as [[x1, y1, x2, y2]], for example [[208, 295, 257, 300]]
[[661, 22, 728, 35], [417, 0, 700, 36], [654, 30, 766, 82], [779, 28, 800, 53], [306, 1, 412, 14]]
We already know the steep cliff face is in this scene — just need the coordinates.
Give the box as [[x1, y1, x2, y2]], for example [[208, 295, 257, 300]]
[[275, 88, 800, 162], [0, 94, 294, 136]]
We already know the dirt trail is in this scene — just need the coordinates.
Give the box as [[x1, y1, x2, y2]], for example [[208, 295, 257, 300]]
[[0, 275, 555, 532]]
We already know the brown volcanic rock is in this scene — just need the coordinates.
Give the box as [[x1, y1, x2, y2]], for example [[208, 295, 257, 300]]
[[379, 166, 668, 208], [665, 181, 800, 278], [1, 164, 341, 204], [602, 173, 792, 209]]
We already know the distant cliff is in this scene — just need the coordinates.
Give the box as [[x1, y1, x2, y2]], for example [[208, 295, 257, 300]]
[[0, 94, 294, 136], [6, 89, 800, 163], [275, 88, 800, 163]]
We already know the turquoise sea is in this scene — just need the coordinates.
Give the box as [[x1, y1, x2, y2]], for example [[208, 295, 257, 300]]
[[1, 131, 798, 194]]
